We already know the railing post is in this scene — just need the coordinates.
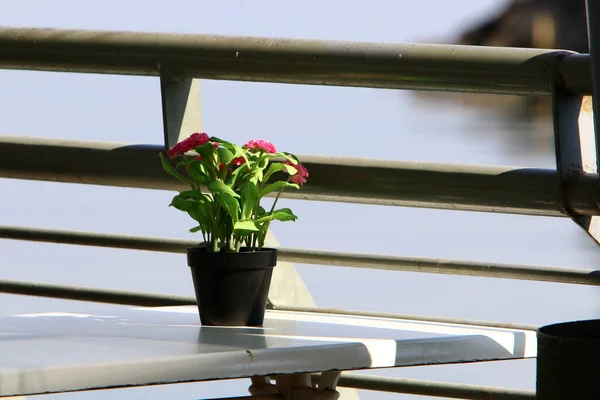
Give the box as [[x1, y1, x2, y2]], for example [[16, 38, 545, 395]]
[[536, 3, 600, 399], [550, 2, 600, 244], [159, 72, 203, 149], [586, 0, 600, 156]]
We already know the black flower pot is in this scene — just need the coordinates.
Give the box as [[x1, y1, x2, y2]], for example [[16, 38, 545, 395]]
[[537, 319, 600, 399], [187, 247, 277, 327]]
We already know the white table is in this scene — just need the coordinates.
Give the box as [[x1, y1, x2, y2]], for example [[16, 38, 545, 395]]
[[0, 305, 537, 397]]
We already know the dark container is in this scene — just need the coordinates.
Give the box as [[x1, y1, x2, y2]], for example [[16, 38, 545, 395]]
[[187, 247, 277, 327], [537, 319, 600, 399]]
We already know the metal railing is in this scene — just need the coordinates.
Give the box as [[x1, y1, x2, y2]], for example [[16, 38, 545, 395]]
[[0, 26, 591, 95], [0, 2, 598, 396], [2, 134, 599, 216], [2, 225, 600, 287]]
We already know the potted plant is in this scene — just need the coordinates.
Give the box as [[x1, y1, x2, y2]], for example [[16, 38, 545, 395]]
[[159, 133, 308, 327]]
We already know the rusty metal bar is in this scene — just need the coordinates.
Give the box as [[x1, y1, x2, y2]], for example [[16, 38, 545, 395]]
[[2, 135, 598, 217], [202, 396, 281, 400], [0, 26, 591, 96], [310, 373, 535, 399], [271, 305, 537, 331], [0, 279, 196, 306], [2, 225, 600, 289]]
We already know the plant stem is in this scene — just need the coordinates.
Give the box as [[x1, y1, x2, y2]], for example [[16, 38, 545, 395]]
[[259, 186, 285, 249]]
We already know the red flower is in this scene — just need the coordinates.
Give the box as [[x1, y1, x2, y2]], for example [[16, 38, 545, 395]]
[[244, 139, 276, 154], [284, 161, 309, 186], [231, 156, 246, 167], [167, 133, 210, 158]]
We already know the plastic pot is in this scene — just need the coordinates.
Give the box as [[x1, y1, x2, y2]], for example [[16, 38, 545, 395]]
[[187, 247, 277, 327], [537, 319, 600, 399]]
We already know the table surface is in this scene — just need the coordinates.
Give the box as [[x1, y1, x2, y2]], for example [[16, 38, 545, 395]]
[[0, 305, 537, 397]]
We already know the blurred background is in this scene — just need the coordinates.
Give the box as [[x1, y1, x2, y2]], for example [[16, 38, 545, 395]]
[[0, 0, 597, 399]]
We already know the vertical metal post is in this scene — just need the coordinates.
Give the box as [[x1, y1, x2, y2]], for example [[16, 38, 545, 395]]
[[537, 5, 600, 399], [553, 2, 600, 243], [263, 230, 315, 307], [160, 73, 203, 149], [551, 3, 600, 244], [586, 0, 600, 163], [552, 92, 599, 242]]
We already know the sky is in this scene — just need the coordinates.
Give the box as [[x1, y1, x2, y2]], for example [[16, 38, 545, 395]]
[[2, 1, 599, 399]]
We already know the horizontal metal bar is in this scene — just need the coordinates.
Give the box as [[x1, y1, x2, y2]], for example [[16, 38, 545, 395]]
[[0, 225, 194, 253], [0, 277, 533, 331], [202, 396, 281, 400], [282, 248, 600, 286], [3, 135, 599, 217], [311, 373, 535, 399], [0, 279, 196, 306], [0, 26, 591, 95], [2, 225, 600, 290], [271, 305, 537, 331]]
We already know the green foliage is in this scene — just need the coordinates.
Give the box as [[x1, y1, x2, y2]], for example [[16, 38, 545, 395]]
[[159, 135, 307, 252]]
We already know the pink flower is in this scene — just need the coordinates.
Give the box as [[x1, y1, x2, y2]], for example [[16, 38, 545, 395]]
[[167, 133, 210, 158], [284, 161, 309, 186], [244, 139, 276, 154], [211, 142, 220, 149]]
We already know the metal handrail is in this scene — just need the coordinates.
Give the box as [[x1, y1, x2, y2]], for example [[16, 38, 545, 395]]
[[2, 225, 599, 287], [4, 135, 600, 217], [0, 26, 591, 96], [0, 279, 196, 306], [311, 373, 535, 399]]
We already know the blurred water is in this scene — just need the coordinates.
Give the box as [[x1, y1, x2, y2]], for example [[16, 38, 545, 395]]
[[1, 0, 599, 399]]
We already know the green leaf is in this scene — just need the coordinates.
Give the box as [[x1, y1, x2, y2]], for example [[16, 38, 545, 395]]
[[211, 137, 246, 158], [263, 162, 297, 182], [263, 152, 298, 163], [159, 153, 190, 185], [263, 162, 286, 182], [217, 147, 234, 165], [197, 142, 216, 161], [187, 200, 211, 225], [233, 220, 260, 233], [176, 158, 197, 167], [248, 156, 269, 182], [241, 179, 259, 220], [187, 163, 210, 185], [254, 208, 298, 224], [282, 152, 300, 164], [258, 181, 299, 198], [213, 192, 240, 223], [282, 164, 297, 175], [189, 225, 204, 233], [228, 163, 250, 186], [169, 195, 193, 212], [208, 180, 240, 198], [178, 190, 205, 200]]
